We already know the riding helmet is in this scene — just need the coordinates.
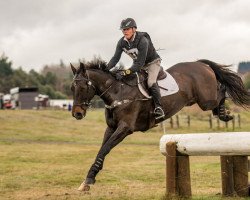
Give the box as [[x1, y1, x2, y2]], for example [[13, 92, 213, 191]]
[[120, 18, 137, 30]]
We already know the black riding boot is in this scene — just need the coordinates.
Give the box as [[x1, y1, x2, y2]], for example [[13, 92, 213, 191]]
[[149, 83, 165, 120]]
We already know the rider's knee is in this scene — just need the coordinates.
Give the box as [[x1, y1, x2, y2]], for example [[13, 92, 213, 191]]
[[147, 80, 156, 88]]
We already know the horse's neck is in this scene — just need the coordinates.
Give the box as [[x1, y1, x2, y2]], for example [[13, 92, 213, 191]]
[[88, 70, 117, 105], [89, 70, 142, 106]]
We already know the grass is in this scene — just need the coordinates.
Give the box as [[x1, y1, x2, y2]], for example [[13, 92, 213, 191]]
[[0, 106, 249, 200]]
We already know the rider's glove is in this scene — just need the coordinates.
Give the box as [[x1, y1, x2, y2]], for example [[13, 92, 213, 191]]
[[115, 69, 132, 80], [116, 72, 123, 80]]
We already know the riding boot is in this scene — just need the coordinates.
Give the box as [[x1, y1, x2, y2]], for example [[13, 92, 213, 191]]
[[149, 83, 165, 120]]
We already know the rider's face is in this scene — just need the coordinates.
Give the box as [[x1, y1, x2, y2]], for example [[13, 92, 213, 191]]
[[122, 27, 136, 40]]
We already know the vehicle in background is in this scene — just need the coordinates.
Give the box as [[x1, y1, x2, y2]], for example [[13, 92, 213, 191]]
[[3, 94, 12, 109]]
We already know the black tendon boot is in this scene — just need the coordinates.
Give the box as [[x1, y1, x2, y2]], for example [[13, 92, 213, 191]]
[[213, 98, 233, 122], [218, 103, 233, 122], [149, 83, 165, 120]]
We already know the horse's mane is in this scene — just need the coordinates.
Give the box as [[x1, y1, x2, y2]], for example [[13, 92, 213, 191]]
[[85, 58, 108, 71], [74, 58, 108, 75]]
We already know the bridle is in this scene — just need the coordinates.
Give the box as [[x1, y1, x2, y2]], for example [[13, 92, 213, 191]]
[[72, 72, 96, 108], [72, 70, 115, 109]]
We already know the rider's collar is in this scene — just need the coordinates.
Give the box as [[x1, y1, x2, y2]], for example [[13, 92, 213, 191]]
[[123, 32, 136, 43]]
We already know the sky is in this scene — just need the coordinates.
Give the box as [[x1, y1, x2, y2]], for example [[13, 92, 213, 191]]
[[0, 0, 249, 72]]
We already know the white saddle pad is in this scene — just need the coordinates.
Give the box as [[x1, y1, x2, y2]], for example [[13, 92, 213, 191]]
[[137, 71, 179, 98], [158, 71, 179, 97]]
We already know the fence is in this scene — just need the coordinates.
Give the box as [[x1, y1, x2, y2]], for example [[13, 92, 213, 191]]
[[160, 132, 250, 197], [160, 114, 241, 130]]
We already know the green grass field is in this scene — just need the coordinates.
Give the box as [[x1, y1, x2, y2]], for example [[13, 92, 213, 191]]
[[0, 107, 249, 200]]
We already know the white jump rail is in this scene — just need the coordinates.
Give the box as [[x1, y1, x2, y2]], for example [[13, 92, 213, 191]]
[[160, 132, 250, 156], [159, 132, 250, 198]]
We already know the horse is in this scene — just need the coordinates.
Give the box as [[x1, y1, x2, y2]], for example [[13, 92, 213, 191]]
[[70, 59, 250, 191]]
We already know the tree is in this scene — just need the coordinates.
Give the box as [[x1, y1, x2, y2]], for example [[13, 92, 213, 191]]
[[0, 54, 13, 77], [0, 55, 76, 99], [11, 68, 30, 87], [0, 55, 13, 93], [45, 71, 57, 86], [29, 69, 46, 85]]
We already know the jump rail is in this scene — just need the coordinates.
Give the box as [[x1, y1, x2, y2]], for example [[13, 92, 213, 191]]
[[160, 132, 250, 197]]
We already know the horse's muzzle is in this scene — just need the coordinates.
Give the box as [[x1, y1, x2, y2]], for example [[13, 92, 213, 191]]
[[73, 112, 85, 120], [72, 105, 86, 120]]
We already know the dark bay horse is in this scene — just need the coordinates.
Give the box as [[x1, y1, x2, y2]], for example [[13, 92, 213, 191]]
[[70, 59, 250, 191]]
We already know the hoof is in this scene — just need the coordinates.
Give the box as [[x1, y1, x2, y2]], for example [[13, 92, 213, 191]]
[[78, 182, 90, 191], [219, 115, 233, 122], [77, 178, 95, 192]]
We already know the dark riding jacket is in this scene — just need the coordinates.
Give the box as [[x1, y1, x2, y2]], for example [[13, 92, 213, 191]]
[[108, 31, 160, 72]]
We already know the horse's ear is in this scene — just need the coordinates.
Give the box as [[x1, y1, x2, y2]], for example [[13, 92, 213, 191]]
[[80, 62, 86, 73], [70, 63, 77, 75]]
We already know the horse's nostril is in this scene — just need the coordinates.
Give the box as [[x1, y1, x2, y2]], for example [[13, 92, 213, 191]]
[[74, 112, 83, 120]]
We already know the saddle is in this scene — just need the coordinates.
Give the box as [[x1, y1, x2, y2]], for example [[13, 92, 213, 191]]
[[119, 67, 169, 98], [157, 67, 168, 80], [121, 67, 167, 89], [112, 67, 179, 98]]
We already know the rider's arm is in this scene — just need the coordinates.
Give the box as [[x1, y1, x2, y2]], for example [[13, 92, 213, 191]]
[[129, 36, 149, 73], [107, 39, 123, 70]]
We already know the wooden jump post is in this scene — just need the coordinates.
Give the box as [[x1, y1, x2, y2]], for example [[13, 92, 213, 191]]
[[160, 132, 250, 198]]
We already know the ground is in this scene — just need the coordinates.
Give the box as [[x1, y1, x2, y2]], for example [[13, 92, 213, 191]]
[[0, 106, 249, 200]]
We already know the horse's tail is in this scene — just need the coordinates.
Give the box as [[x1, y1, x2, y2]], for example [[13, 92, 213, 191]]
[[198, 59, 250, 108]]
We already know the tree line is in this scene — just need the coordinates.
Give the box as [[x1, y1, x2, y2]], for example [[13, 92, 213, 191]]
[[0, 54, 73, 99], [0, 54, 249, 99]]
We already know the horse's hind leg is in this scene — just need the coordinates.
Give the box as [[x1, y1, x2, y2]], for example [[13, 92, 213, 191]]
[[196, 81, 219, 112], [196, 81, 231, 121], [211, 84, 226, 115], [212, 84, 233, 122]]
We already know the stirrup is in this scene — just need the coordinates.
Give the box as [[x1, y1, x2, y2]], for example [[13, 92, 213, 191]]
[[154, 107, 165, 120]]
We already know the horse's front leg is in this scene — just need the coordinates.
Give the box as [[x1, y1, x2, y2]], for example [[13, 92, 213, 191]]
[[78, 126, 114, 191], [78, 121, 132, 191]]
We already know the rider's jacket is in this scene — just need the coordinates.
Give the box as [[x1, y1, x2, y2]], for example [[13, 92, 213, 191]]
[[108, 31, 160, 72]]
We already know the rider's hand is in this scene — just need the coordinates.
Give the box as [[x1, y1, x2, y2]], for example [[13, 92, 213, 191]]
[[115, 69, 132, 80], [106, 64, 113, 71], [116, 72, 123, 80], [120, 69, 132, 76]]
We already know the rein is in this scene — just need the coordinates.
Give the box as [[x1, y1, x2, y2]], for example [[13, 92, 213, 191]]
[[73, 69, 150, 110], [99, 82, 115, 98]]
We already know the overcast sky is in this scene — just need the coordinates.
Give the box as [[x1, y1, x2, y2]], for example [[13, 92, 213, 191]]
[[0, 0, 249, 71]]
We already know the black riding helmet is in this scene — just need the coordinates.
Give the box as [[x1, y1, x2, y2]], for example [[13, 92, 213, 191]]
[[120, 18, 137, 30]]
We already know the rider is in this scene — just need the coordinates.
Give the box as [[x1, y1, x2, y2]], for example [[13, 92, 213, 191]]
[[107, 18, 165, 120]]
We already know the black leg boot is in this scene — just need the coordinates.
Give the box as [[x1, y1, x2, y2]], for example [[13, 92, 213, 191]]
[[149, 83, 165, 120], [213, 98, 233, 122]]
